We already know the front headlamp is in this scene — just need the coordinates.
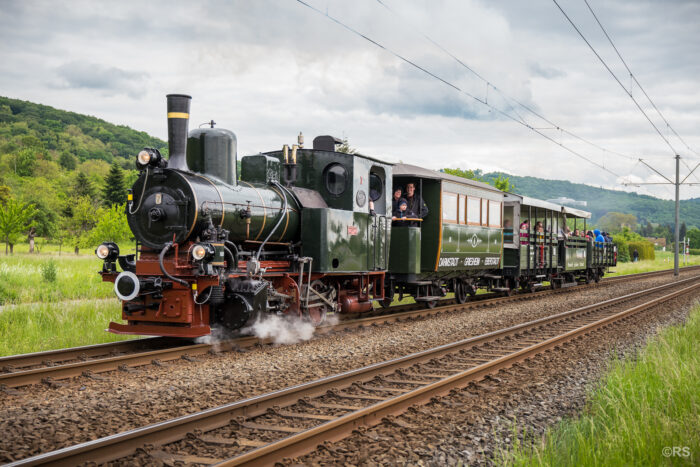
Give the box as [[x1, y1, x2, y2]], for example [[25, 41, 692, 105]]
[[96, 242, 119, 261], [191, 243, 214, 262], [136, 148, 164, 169], [137, 150, 151, 166]]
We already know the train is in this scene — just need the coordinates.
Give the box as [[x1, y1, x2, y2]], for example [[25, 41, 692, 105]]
[[97, 94, 617, 338]]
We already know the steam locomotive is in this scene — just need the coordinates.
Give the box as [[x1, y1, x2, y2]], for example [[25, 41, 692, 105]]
[[97, 94, 616, 338]]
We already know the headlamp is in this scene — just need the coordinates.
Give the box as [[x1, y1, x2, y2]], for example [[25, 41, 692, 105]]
[[136, 148, 164, 169], [191, 243, 214, 262], [137, 150, 151, 166], [95, 242, 119, 261]]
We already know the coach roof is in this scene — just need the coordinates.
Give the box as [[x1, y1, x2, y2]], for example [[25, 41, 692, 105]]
[[393, 163, 502, 194]]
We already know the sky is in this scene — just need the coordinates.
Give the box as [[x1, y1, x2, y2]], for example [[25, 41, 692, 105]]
[[1, 0, 699, 200]]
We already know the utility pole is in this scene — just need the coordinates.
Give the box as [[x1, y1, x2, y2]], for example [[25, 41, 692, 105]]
[[624, 155, 698, 277], [674, 154, 680, 276]]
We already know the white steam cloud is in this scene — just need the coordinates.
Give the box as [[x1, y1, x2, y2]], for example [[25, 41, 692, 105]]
[[242, 313, 339, 345]]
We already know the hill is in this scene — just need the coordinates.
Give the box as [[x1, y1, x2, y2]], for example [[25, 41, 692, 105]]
[[0, 96, 167, 250], [482, 172, 700, 229]]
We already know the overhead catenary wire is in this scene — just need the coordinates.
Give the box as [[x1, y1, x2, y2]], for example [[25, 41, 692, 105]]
[[552, 0, 678, 156], [584, 0, 700, 160], [375, 0, 637, 162], [296, 0, 620, 178]]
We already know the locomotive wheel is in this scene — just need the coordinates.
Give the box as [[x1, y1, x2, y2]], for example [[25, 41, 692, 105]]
[[594, 272, 601, 283], [454, 281, 468, 304], [304, 280, 336, 326]]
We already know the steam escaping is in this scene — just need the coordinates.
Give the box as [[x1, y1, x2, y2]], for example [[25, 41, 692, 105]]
[[242, 313, 339, 345], [195, 325, 235, 352]]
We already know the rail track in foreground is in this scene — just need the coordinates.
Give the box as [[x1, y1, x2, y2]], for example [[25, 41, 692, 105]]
[[1, 266, 697, 389], [8, 274, 700, 466]]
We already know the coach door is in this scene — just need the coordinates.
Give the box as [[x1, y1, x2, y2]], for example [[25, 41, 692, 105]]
[[368, 167, 389, 270]]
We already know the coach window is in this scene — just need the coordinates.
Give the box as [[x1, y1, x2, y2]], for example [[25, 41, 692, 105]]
[[458, 195, 466, 224], [467, 197, 480, 225], [481, 198, 489, 226], [489, 201, 502, 227], [442, 192, 458, 223], [324, 163, 347, 196]]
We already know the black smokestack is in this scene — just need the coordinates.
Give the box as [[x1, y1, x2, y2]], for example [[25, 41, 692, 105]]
[[166, 94, 191, 170]]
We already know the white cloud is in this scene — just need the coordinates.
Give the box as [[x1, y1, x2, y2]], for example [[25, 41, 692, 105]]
[[0, 0, 698, 200]]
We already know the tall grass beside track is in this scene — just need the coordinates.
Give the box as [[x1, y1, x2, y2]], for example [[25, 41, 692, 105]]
[[0, 254, 113, 305], [497, 305, 700, 467], [0, 300, 134, 356]]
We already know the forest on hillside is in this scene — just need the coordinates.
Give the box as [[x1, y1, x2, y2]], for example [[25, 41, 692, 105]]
[[0, 96, 167, 253]]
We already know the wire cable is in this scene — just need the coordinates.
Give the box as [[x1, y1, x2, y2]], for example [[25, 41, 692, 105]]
[[375, 0, 637, 162], [296, 0, 620, 177], [552, 0, 678, 155], [584, 0, 699, 159]]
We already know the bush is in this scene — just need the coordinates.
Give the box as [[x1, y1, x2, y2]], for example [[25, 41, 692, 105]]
[[689, 249, 700, 256], [614, 237, 630, 262], [628, 241, 655, 261], [40, 259, 57, 283]]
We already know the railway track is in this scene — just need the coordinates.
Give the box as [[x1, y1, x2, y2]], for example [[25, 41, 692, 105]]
[[1, 266, 697, 389], [8, 273, 700, 466]]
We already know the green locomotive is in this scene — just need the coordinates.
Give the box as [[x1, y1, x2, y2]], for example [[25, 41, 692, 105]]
[[96, 94, 616, 338]]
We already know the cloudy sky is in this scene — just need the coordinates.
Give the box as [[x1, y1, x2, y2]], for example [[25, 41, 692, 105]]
[[1, 0, 699, 199]]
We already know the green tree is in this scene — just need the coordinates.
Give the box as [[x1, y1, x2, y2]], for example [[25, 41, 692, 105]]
[[0, 185, 10, 205], [443, 168, 484, 181], [59, 151, 77, 170], [598, 212, 638, 233], [687, 228, 700, 249], [73, 171, 95, 199], [103, 162, 126, 206], [0, 198, 37, 254], [492, 174, 515, 192], [11, 148, 37, 176], [87, 203, 132, 245], [62, 196, 102, 254], [680, 222, 687, 240], [336, 137, 356, 154]]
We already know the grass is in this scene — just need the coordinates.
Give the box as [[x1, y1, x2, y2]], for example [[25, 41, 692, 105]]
[[497, 305, 700, 467], [0, 299, 134, 356], [0, 253, 113, 305], [607, 251, 700, 277]]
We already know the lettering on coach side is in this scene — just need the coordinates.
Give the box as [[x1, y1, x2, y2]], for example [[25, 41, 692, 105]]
[[463, 257, 480, 266], [439, 257, 460, 267], [484, 257, 499, 266]]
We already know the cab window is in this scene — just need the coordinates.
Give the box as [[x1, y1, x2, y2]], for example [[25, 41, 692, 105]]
[[324, 164, 347, 196]]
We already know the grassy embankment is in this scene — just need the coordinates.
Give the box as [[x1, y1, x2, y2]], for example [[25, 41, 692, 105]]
[[0, 252, 131, 356], [498, 305, 700, 466], [607, 250, 700, 277], [0, 249, 698, 356]]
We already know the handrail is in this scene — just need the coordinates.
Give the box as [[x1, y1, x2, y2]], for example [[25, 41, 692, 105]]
[[392, 217, 423, 222]]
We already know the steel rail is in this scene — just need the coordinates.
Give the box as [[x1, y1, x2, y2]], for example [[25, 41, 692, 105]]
[[1, 266, 697, 388], [9, 276, 699, 467]]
